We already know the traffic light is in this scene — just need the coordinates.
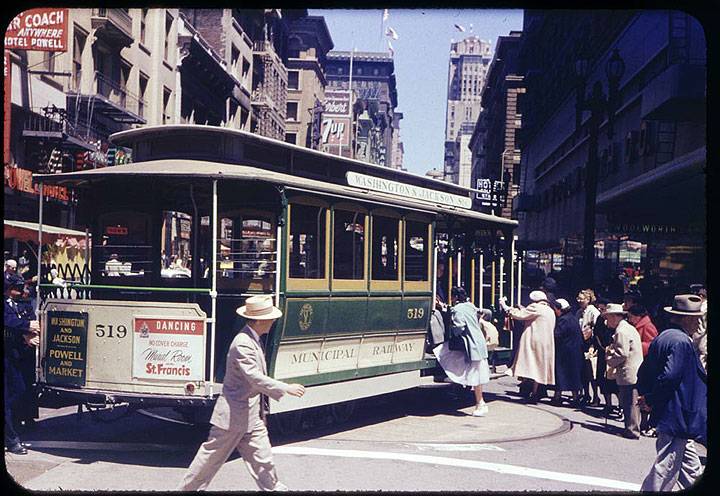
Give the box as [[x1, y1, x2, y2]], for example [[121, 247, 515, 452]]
[[106, 147, 116, 166], [48, 148, 63, 173]]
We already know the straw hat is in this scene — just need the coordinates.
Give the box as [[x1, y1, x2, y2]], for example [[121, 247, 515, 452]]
[[664, 294, 704, 316], [603, 303, 626, 315], [529, 290, 548, 302], [237, 295, 283, 320]]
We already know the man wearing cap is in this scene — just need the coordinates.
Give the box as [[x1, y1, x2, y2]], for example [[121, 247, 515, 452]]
[[637, 294, 706, 491], [499, 290, 556, 403], [179, 295, 306, 491], [550, 299, 583, 407], [4, 274, 40, 455], [604, 303, 643, 439]]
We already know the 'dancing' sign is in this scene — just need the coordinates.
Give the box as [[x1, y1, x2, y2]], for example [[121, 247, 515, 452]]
[[346, 171, 472, 209]]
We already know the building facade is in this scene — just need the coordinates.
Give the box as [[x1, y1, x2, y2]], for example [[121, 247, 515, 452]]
[[284, 16, 333, 148], [390, 111, 404, 170], [325, 51, 399, 167], [5, 8, 333, 262], [443, 36, 492, 186], [515, 10, 706, 292], [469, 31, 525, 218]]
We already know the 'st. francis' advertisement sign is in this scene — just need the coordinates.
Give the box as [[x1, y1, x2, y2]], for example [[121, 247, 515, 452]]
[[45, 311, 89, 387], [133, 317, 205, 381], [5, 9, 69, 51]]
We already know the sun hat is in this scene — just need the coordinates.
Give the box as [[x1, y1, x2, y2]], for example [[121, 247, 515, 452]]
[[603, 303, 626, 315], [237, 295, 283, 320], [529, 290, 548, 302], [664, 294, 704, 316], [555, 298, 570, 310]]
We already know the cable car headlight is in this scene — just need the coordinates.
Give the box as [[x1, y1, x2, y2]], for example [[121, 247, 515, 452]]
[[185, 383, 196, 395]]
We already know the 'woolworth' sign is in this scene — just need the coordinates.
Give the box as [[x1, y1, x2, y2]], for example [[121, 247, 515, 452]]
[[346, 171, 472, 209]]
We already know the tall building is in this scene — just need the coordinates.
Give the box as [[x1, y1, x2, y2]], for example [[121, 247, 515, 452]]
[[390, 111, 404, 170], [515, 10, 706, 291], [443, 36, 492, 186], [325, 50, 398, 167], [284, 15, 334, 148], [469, 31, 525, 218]]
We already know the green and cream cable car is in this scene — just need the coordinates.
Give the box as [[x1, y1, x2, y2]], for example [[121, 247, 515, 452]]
[[34, 125, 519, 425]]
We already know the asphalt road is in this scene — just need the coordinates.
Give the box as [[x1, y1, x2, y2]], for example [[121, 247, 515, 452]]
[[5, 373, 707, 492]]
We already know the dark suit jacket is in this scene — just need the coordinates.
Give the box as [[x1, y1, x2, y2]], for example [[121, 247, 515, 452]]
[[637, 328, 706, 443]]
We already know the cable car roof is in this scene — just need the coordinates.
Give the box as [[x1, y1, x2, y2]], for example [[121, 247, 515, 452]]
[[34, 159, 518, 227]]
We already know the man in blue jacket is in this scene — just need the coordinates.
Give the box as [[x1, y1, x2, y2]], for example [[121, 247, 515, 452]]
[[637, 294, 706, 491], [4, 274, 40, 455]]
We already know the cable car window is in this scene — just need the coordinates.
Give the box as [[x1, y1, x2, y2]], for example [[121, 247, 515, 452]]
[[371, 215, 399, 281], [405, 221, 429, 281], [333, 209, 365, 280], [160, 211, 193, 279], [97, 211, 152, 278], [217, 212, 276, 291], [289, 204, 326, 279]]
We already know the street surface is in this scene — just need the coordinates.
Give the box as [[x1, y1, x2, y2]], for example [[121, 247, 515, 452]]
[[5, 370, 707, 492]]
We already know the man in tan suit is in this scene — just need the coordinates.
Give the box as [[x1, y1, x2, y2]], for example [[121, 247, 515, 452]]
[[604, 303, 643, 440], [178, 295, 305, 491]]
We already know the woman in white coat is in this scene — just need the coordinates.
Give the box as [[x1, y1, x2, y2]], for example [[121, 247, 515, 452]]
[[500, 290, 556, 403]]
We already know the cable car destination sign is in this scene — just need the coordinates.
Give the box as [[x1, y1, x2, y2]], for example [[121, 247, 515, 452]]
[[346, 171, 472, 209]]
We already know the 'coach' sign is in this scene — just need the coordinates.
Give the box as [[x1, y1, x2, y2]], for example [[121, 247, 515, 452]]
[[5, 9, 69, 52]]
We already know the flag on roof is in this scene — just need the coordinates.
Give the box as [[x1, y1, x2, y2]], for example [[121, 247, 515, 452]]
[[454, 23, 465, 32], [385, 26, 399, 40], [383, 9, 389, 22]]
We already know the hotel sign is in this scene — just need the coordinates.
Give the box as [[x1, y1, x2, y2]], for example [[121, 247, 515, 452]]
[[347, 171, 472, 209], [5, 9, 69, 51]]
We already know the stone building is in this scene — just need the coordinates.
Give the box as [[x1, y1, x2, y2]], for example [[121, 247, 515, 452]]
[[515, 10, 706, 291], [284, 16, 334, 148], [443, 36, 492, 186], [325, 50, 399, 167], [469, 31, 525, 218]]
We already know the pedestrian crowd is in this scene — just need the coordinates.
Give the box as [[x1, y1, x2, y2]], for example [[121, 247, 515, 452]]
[[4, 252, 707, 491], [492, 277, 707, 491]]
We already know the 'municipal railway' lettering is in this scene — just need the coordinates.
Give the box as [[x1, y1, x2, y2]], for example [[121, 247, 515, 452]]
[[48, 349, 83, 360], [290, 348, 356, 364], [372, 342, 414, 355]]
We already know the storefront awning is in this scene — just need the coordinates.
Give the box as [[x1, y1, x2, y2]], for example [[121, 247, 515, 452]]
[[4, 220, 89, 244]]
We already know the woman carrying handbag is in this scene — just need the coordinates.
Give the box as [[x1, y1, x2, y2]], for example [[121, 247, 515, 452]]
[[433, 287, 491, 417]]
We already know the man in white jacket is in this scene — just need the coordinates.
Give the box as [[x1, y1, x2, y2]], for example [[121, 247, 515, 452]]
[[604, 303, 643, 439]]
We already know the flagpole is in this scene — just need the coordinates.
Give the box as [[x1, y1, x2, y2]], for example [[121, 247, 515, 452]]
[[348, 46, 354, 158]]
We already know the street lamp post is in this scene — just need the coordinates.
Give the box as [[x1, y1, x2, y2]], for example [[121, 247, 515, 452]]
[[575, 48, 625, 289]]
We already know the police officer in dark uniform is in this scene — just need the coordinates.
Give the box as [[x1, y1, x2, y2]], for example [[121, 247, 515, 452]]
[[4, 274, 40, 455], [15, 276, 40, 428]]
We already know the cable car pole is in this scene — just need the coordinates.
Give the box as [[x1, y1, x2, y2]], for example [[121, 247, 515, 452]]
[[209, 179, 218, 391]]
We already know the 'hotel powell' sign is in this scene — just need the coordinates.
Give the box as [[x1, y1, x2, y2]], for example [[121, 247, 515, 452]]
[[346, 171, 472, 209]]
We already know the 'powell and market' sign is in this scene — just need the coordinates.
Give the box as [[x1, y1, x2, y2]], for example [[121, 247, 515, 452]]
[[347, 171, 472, 209]]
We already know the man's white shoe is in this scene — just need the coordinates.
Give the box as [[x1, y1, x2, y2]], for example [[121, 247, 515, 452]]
[[472, 403, 489, 417]]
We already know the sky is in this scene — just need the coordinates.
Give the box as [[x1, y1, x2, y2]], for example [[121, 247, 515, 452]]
[[311, 9, 525, 176]]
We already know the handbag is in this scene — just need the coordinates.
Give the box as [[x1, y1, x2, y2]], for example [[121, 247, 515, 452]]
[[448, 324, 469, 352]]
